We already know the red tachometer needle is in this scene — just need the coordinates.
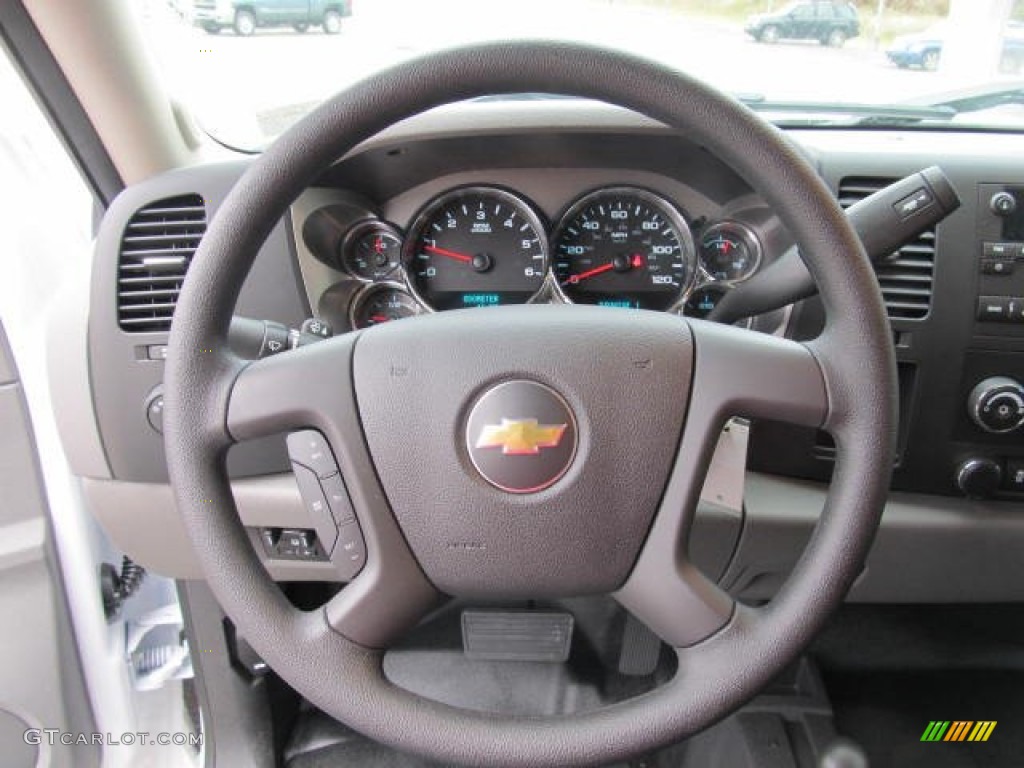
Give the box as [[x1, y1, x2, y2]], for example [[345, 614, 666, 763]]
[[564, 262, 615, 285], [424, 244, 473, 264]]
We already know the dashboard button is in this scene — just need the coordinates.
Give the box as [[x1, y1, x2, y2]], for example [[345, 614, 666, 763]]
[[982, 241, 1019, 259], [1005, 460, 1024, 492], [1007, 298, 1024, 322], [968, 376, 1024, 433], [990, 191, 1018, 216], [981, 259, 1015, 275], [286, 430, 340, 478], [956, 458, 1003, 499], [977, 296, 1009, 321], [145, 393, 164, 433]]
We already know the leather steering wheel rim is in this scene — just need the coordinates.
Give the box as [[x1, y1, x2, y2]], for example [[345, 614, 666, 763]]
[[165, 41, 896, 767]]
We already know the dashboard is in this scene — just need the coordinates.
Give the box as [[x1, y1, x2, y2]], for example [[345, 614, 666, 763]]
[[299, 181, 766, 330], [65, 101, 1024, 597]]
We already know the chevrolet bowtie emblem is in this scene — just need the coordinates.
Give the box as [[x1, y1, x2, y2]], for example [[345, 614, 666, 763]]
[[475, 418, 568, 455]]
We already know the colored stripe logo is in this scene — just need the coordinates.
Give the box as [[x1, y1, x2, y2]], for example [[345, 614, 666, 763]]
[[921, 721, 997, 742]]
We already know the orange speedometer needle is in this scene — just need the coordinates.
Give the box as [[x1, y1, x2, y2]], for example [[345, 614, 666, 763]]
[[564, 262, 615, 285], [424, 244, 473, 264]]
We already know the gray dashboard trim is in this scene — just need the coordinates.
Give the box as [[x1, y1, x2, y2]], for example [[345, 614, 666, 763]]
[[731, 472, 1024, 603], [87, 468, 1024, 603], [48, 247, 111, 479], [81, 473, 338, 581]]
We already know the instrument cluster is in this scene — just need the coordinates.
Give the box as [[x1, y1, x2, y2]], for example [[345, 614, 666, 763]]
[[306, 184, 765, 330]]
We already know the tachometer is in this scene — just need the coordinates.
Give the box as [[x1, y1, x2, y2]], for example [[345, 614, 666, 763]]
[[552, 187, 695, 310], [403, 187, 548, 311]]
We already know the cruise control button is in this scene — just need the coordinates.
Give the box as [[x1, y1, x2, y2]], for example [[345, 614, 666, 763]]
[[335, 521, 367, 581], [291, 463, 338, 554], [320, 473, 355, 524], [286, 430, 340, 478], [977, 296, 1009, 321]]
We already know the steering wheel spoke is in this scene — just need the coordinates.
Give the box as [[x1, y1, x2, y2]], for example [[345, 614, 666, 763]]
[[226, 335, 358, 441], [223, 334, 442, 647], [616, 320, 828, 647]]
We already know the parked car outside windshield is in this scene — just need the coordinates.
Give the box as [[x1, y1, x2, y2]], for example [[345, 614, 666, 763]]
[[744, 1, 860, 47]]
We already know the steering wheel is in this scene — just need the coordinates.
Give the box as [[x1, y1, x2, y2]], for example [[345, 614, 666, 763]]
[[165, 41, 896, 766]]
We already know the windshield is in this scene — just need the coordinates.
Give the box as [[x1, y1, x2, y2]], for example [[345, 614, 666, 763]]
[[138, 0, 1024, 150]]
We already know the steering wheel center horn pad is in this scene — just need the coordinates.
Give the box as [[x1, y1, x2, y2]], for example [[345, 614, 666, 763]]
[[464, 378, 578, 495], [165, 40, 897, 766], [353, 305, 690, 597]]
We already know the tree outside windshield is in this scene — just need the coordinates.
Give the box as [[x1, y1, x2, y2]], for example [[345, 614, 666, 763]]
[[137, 0, 1024, 150]]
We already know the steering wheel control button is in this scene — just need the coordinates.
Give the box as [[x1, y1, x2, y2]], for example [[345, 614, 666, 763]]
[[968, 376, 1024, 433], [335, 521, 367, 581], [291, 464, 338, 554], [320, 472, 355, 524], [286, 430, 340, 478], [465, 380, 578, 494]]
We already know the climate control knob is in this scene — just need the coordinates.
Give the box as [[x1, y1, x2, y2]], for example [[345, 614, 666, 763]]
[[968, 376, 1024, 434], [956, 458, 1002, 499], [990, 191, 1017, 217]]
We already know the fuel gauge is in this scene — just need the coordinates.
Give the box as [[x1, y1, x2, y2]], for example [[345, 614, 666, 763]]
[[699, 222, 761, 283], [342, 221, 403, 281], [350, 284, 421, 329]]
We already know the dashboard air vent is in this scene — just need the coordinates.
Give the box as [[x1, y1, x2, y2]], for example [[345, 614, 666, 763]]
[[117, 194, 206, 333], [838, 177, 934, 320]]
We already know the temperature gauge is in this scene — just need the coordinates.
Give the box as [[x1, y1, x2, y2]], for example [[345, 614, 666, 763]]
[[342, 221, 403, 281], [350, 284, 421, 329], [698, 222, 761, 283]]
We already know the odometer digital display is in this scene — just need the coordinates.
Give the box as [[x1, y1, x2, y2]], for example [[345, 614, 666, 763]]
[[552, 187, 695, 311], [403, 187, 548, 311]]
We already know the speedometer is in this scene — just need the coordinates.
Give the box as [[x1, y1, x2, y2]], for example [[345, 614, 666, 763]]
[[403, 187, 548, 311], [552, 187, 695, 310]]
